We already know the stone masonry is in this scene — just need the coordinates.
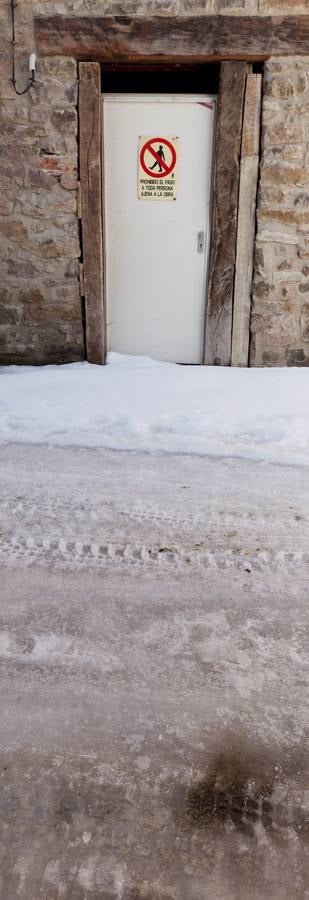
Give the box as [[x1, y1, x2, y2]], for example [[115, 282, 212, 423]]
[[251, 56, 309, 366], [1, 0, 309, 364]]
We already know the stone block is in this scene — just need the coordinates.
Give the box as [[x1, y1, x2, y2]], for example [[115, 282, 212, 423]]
[[273, 269, 303, 283], [1, 139, 44, 164], [3, 257, 41, 278], [22, 0, 68, 10], [0, 100, 29, 124], [29, 107, 50, 125], [278, 282, 301, 305], [254, 242, 276, 280], [18, 287, 45, 310], [2, 122, 46, 143], [0, 195, 14, 215], [258, 208, 309, 227], [0, 160, 24, 189], [264, 77, 299, 102], [264, 145, 305, 164], [29, 221, 47, 235], [285, 348, 309, 366], [38, 154, 77, 176], [24, 168, 59, 189], [0, 220, 28, 242], [37, 58, 77, 82], [178, 0, 215, 10], [38, 135, 68, 156], [298, 240, 309, 258], [253, 280, 273, 300], [21, 237, 80, 259], [0, 3, 11, 30], [258, 186, 287, 207], [0, 334, 85, 366], [0, 305, 20, 326], [276, 253, 300, 271], [257, 224, 299, 245], [30, 79, 78, 109], [260, 1, 309, 11], [253, 246, 265, 277], [19, 285, 82, 326], [297, 222, 309, 237], [39, 216, 78, 237], [216, 0, 258, 9], [15, 188, 76, 218], [178, 0, 258, 9], [0, 56, 15, 100], [0, 288, 11, 304], [261, 350, 285, 366], [261, 164, 309, 187], [102, 0, 179, 13], [50, 108, 77, 135], [300, 302, 309, 340], [294, 192, 309, 209], [65, 260, 79, 279], [60, 172, 77, 190]]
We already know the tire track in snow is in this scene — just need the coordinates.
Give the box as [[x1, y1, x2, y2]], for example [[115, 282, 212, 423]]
[[1, 496, 305, 529], [0, 532, 308, 572], [0, 498, 306, 551]]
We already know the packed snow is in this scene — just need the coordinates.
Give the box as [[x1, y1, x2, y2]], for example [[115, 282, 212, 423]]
[[0, 353, 309, 466]]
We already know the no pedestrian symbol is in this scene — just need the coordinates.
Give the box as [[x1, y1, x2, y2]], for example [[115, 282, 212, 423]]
[[138, 135, 178, 201]]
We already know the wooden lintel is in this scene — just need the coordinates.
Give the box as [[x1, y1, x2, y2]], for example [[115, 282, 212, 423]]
[[204, 61, 248, 367], [35, 15, 309, 63], [79, 62, 105, 365]]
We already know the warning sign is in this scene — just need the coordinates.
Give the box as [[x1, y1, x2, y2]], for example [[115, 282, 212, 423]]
[[138, 136, 178, 200]]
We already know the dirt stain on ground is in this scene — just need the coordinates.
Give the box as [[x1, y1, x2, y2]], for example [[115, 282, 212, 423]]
[[179, 733, 309, 841], [187, 748, 274, 837], [55, 779, 127, 825]]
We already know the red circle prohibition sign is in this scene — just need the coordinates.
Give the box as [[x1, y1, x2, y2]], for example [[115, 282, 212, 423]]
[[140, 137, 177, 179]]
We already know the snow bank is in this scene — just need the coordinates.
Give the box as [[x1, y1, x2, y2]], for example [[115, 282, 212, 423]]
[[0, 353, 309, 465]]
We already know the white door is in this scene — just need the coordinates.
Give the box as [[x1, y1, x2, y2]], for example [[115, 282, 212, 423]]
[[102, 94, 216, 364]]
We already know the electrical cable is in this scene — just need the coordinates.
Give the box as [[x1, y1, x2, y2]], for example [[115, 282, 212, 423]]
[[11, 0, 35, 95]]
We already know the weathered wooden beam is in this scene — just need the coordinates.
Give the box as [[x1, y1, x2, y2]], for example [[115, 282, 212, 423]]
[[204, 61, 248, 367], [79, 61, 106, 365], [35, 15, 309, 62], [232, 74, 262, 368]]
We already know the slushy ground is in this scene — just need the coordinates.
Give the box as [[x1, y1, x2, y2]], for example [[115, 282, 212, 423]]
[[0, 443, 308, 900]]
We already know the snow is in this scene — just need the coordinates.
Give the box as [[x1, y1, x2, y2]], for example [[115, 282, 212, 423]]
[[0, 352, 309, 465]]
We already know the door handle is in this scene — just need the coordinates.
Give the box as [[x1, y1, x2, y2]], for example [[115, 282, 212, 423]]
[[197, 230, 205, 254]]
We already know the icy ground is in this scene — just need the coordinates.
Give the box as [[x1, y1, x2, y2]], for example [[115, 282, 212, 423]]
[[1, 353, 309, 465], [0, 442, 309, 900]]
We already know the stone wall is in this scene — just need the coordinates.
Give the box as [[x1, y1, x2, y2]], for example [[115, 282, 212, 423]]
[[251, 56, 309, 366], [1, 0, 309, 364], [0, 5, 83, 364]]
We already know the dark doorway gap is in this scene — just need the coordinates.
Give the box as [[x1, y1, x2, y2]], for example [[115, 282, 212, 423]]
[[252, 61, 264, 74], [100, 63, 221, 94]]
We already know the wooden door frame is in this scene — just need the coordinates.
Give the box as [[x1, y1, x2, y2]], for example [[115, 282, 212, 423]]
[[34, 14, 293, 364], [78, 60, 241, 366], [79, 62, 105, 364], [79, 57, 249, 366]]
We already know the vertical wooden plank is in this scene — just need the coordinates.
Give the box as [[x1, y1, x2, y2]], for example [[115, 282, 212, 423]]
[[79, 61, 105, 364], [231, 74, 262, 367], [204, 61, 248, 366]]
